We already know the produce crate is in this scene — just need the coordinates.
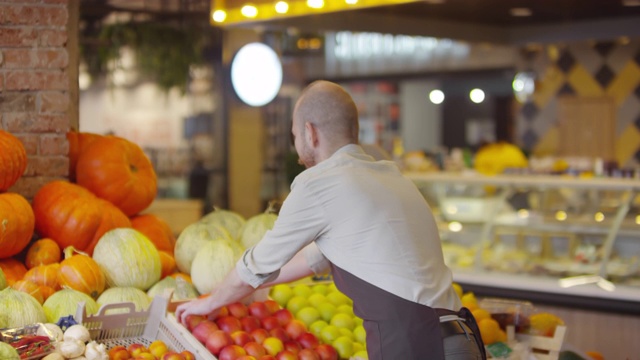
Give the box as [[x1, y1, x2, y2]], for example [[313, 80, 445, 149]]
[[506, 325, 567, 360], [75, 295, 216, 360]]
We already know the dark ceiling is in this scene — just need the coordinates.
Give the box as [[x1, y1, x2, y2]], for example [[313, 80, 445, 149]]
[[81, 0, 640, 45]]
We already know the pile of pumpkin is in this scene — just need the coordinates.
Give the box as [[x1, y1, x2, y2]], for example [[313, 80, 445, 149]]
[[0, 129, 278, 330]]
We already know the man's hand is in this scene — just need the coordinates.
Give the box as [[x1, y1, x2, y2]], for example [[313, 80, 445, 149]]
[[175, 296, 219, 325]]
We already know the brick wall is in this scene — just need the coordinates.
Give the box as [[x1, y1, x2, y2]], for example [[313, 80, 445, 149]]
[[0, 0, 71, 199]]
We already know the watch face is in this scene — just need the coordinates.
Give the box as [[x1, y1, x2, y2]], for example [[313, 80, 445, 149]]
[[230, 42, 283, 107]]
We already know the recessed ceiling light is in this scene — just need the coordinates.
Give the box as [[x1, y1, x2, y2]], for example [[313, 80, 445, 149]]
[[510, 7, 532, 17]]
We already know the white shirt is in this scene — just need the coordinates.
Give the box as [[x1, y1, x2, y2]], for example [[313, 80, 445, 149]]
[[236, 144, 461, 309]]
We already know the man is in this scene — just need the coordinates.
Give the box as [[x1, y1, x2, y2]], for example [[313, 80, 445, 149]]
[[176, 80, 485, 359]]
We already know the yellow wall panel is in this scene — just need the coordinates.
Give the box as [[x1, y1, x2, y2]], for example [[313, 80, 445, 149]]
[[532, 125, 559, 157], [566, 64, 604, 97], [615, 124, 640, 167], [606, 61, 640, 106], [533, 65, 565, 109]]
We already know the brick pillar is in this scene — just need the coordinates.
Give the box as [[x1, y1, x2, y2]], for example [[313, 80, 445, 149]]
[[0, 0, 73, 199]]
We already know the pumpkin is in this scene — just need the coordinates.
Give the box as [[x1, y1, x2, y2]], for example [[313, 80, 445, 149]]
[[25, 238, 61, 269], [92, 228, 161, 290], [58, 247, 105, 300], [159, 251, 176, 279], [0, 268, 6, 290], [0, 258, 28, 285], [32, 181, 132, 255], [0, 287, 46, 328], [23, 263, 60, 290], [174, 222, 232, 274], [0, 130, 27, 191], [97, 287, 151, 314], [76, 136, 157, 216], [66, 131, 102, 181], [0, 192, 36, 258], [130, 214, 176, 254], [200, 208, 246, 240], [240, 212, 278, 249], [39, 285, 56, 301], [12, 279, 44, 304], [169, 272, 192, 284]]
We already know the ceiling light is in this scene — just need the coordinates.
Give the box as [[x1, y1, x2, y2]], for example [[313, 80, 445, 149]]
[[275, 1, 289, 13], [429, 89, 445, 104], [212, 10, 226, 22], [307, 0, 324, 9], [510, 7, 532, 17], [345, 0, 358, 4], [623, 0, 640, 6], [241, 5, 258, 18], [469, 88, 485, 104]]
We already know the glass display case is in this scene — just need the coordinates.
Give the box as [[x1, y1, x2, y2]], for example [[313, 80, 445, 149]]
[[406, 172, 640, 314]]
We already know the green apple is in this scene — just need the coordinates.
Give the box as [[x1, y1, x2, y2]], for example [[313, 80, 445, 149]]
[[338, 328, 355, 341], [292, 284, 313, 298], [353, 325, 366, 344], [286, 296, 309, 315], [353, 350, 369, 359], [331, 313, 355, 330], [332, 336, 354, 359], [317, 302, 337, 322], [326, 291, 351, 307], [309, 320, 328, 337], [354, 316, 364, 327], [307, 293, 326, 307], [320, 325, 341, 344], [311, 284, 329, 295], [296, 306, 321, 327], [335, 304, 355, 317], [270, 284, 294, 307]]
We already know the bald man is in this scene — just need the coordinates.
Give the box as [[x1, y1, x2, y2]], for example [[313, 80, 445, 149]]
[[176, 81, 485, 359]]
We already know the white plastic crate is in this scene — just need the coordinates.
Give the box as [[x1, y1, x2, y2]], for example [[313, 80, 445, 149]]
[[75, 295, 216, 360], [506, 325, 567, 360]]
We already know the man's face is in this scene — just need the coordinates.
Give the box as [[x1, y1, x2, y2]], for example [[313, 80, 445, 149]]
[[291, 118, 316, 168]]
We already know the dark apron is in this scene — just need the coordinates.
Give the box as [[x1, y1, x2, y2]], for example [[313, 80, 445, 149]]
[[330, 264, 486, 360]]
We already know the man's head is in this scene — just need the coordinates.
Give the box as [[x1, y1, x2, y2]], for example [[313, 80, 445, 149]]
[[291, 80, 359, 168]]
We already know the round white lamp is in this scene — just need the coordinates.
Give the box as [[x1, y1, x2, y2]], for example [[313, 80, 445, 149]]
[[230, 43, 283, 107]]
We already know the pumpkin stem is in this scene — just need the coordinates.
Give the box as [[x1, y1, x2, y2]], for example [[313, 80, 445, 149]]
[[63, 246, 89, 259]]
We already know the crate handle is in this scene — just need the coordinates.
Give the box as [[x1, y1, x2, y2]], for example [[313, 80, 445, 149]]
[[95, 302, 138, 316]]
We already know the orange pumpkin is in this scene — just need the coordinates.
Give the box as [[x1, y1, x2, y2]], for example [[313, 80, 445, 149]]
[[131, 214, 176, 254], [24, 263, 60, 290], [39, 285, 56, 301], [0, 130, 27, 191], [0, 258, 28, 285], [66, 131, 102, 181], [12, 279, 44, 304], [169, 272, 192, 284], [58, 247, 106, 299], [25, 238, 61, 269], [32, 181, 131, 255], [159, 251, 177, 279], [76, 136, 157, 216], [0, 193, 35, 259]]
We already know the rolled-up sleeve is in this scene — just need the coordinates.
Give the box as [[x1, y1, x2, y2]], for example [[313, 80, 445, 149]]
[[236, 179, 328, 288]]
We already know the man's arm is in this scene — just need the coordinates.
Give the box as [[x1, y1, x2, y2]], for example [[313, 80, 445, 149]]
[[175, 267, 254, 324], [175, 249, 318, 324], [258, 249, 315, 288]]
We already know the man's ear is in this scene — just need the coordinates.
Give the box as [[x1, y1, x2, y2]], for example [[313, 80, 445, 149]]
[[305, 121, 319, 147]]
